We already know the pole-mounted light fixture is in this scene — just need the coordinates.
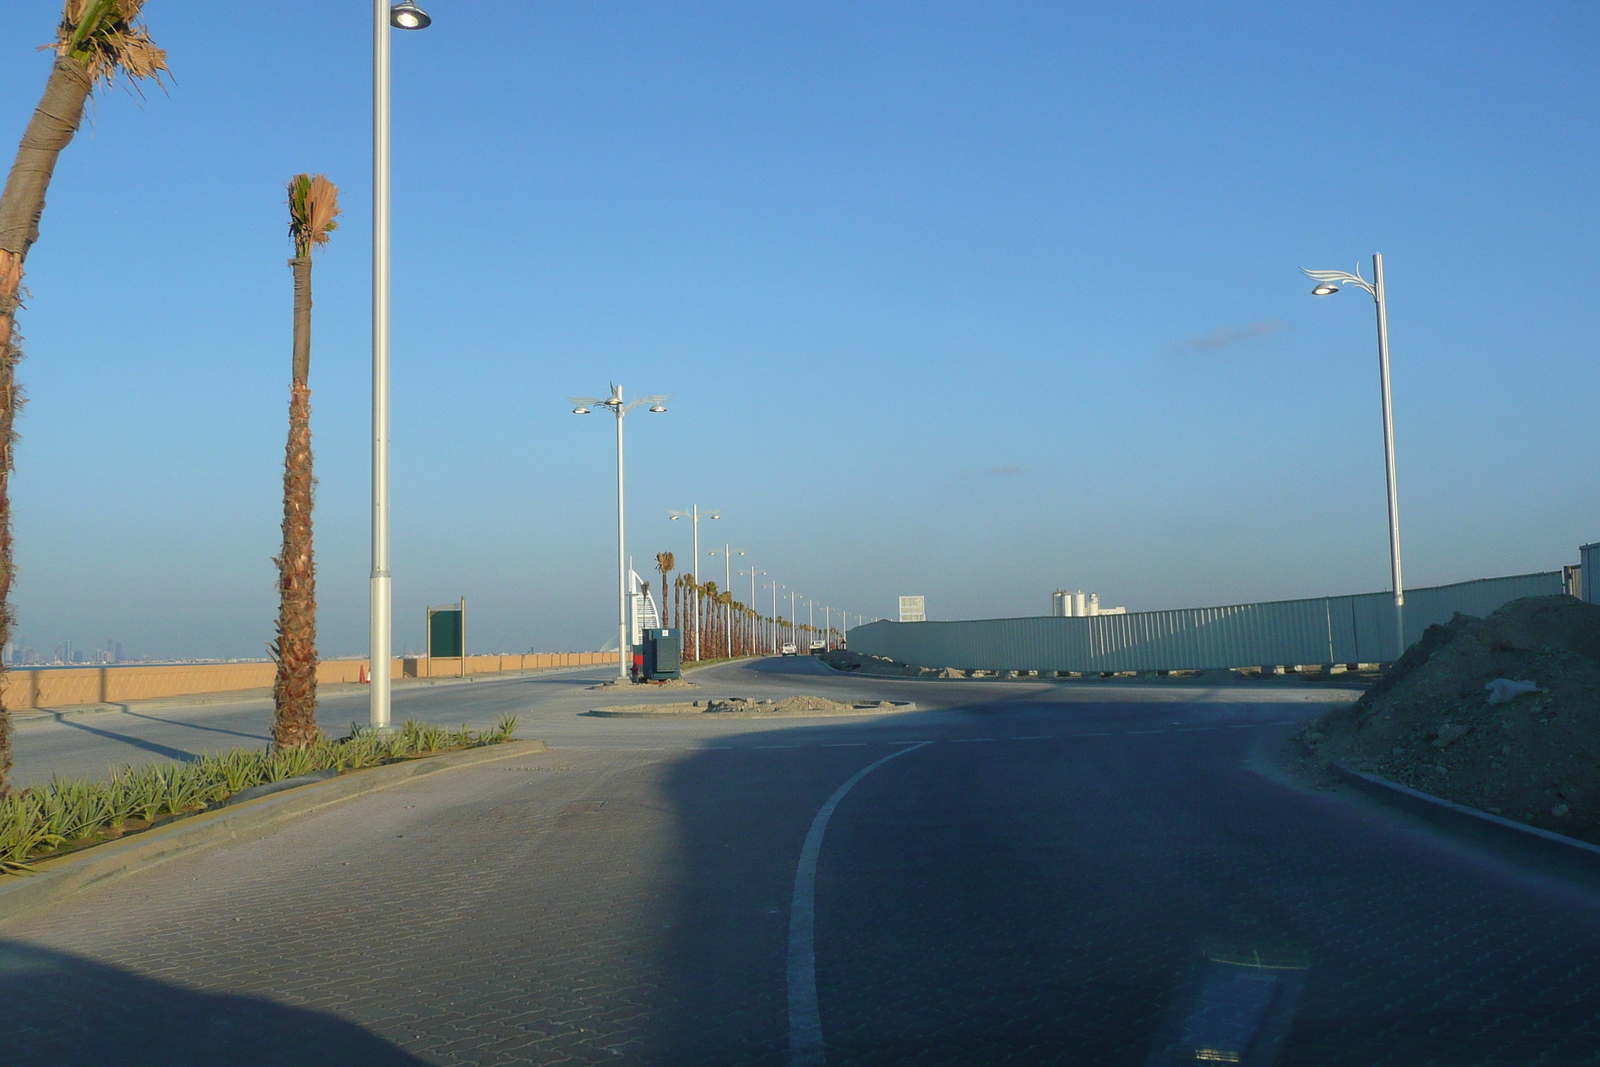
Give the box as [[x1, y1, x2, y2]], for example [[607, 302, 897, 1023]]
[[568, 384, 672, 679], [390, 2, 431, 29], [1300, 256, 1405, 660]]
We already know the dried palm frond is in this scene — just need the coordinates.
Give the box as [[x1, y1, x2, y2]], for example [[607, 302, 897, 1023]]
[[52, 0, 168, 90], [287, 174, 340, 258]]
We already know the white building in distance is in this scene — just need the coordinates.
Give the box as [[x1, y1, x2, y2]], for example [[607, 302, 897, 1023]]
[[1051, 590, 1125, 617]]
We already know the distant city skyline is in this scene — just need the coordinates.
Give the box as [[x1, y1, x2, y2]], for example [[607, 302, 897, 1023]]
[[0, 1, 1594, 658]]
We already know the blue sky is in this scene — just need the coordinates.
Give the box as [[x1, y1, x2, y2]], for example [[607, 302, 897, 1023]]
[[0, 1, 1594, 659]]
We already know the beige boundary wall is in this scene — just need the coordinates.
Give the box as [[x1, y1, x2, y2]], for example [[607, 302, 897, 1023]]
[[2, 652, 612, 711]]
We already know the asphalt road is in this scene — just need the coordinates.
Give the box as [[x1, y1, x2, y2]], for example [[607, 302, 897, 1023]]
[[5, 657, 1599, 1065]]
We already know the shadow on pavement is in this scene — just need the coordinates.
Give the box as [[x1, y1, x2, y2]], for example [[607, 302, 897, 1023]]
[[644, 682, 1600, 1066], [0, 941, 425, 1065], [51, 715, 205, 765]]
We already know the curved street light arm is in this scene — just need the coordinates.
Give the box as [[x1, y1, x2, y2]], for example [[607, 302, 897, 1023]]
[[1300, 264, 1376, 298]]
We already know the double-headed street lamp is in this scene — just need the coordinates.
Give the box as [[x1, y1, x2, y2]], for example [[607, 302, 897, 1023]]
[[708, 545, 746, 658], [370, 0, 431, 731], [707, 550, 742, 659], [769, 580, 784, 653], [740, 565, 765, 655], [571, 384, 671, 679], [1301, 254, 1405, 659], [668, 505, 719, 660]]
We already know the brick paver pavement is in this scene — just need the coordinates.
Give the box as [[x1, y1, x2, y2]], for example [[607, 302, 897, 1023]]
[[3, 667, 1598, 1065]]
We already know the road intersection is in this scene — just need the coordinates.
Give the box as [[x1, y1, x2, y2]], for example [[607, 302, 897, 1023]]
[[4, 657, 1597, 1065]]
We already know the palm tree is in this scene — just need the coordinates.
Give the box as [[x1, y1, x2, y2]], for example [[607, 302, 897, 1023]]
[[0, 1, 165, 793], [654, 551, 675, 628], [270, 174, 339, 750], [681, 572, 697, 660]]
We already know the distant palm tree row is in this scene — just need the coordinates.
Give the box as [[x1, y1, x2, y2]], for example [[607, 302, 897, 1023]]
[[652, 550, 839, 661]]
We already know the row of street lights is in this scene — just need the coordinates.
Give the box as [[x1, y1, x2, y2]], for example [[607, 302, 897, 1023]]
[[568, 388, 861, 677], [359, 0, 1405, 719]]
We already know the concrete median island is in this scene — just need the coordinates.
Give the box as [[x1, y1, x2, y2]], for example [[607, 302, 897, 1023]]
[[586, 695, 915, 718]]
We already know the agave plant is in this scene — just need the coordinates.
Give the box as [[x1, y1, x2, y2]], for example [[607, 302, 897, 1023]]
[[0, 795, 60, 872], [264, 745, 315, 784], [159, 764, 214, 817]]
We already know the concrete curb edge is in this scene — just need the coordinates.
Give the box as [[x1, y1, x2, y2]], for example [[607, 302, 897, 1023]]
[[0, 738, 549, 926], [1330, 761, 1600, 881], [584, 701, 918, 718]]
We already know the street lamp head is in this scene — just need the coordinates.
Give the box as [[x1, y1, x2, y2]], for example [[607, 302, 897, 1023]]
[[571, 406, 591, 415], [390, 2, 432, 29], [603, 396, 622, 408], [648, 404, 667, 413], [1311, 281, 1339, 296]]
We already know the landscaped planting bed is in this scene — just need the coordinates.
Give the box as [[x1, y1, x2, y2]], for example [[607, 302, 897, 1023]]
[[0, 716, 517, 874]]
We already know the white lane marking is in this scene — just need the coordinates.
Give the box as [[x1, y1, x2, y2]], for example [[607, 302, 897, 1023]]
[[788, 742, 931, 1066], [1013, 735, 1055, 740]]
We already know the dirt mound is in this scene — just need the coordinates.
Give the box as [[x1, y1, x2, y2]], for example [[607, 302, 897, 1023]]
[[1305, 595, 1600, 840], [823, 650, 956, 678], [706, 695, 856, 714], [588, 677, 699, 691]]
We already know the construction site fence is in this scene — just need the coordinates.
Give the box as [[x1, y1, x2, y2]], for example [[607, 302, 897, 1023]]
[[846, 571, 1565, 674]]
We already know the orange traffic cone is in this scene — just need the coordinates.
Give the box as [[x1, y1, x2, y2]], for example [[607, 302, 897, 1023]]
[[358, 663, 369, 684]]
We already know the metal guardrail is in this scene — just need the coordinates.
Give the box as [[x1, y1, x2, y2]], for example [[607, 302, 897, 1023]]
[[846, 571, 1564, 674]]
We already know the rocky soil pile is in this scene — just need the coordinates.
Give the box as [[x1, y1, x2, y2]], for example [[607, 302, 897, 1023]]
[[588, 677, 698, 691], [823, 650, 962, 678], [1304, 595, 1600, 841], [704, 695, 858, 714]]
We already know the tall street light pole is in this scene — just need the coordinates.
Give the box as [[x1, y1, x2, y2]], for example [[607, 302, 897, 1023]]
[[371, 0, 432, 731], [1302, 254, 1405, 659], [669, 505, 719, 661], [571, 384, 671, 678], [709, 545, 745, 658], [740, 566, 765, 656], [769, 581, 783, 653]]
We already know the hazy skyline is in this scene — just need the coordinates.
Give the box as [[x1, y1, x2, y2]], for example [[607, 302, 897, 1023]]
[[0, 1, 1594, 659]]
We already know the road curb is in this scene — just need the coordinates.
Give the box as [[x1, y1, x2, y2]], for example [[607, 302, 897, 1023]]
[[585, 701, 917, 718], [0, 739, 548, 926], [1330, 761, 1600, 882]]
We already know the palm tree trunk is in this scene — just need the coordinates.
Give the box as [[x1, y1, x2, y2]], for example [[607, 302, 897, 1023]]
[[0, 55, 96, 793], [271, 255, 319, 749]]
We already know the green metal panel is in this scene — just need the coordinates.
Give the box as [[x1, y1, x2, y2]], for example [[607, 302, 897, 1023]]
[[429, 609, 463, 658]]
